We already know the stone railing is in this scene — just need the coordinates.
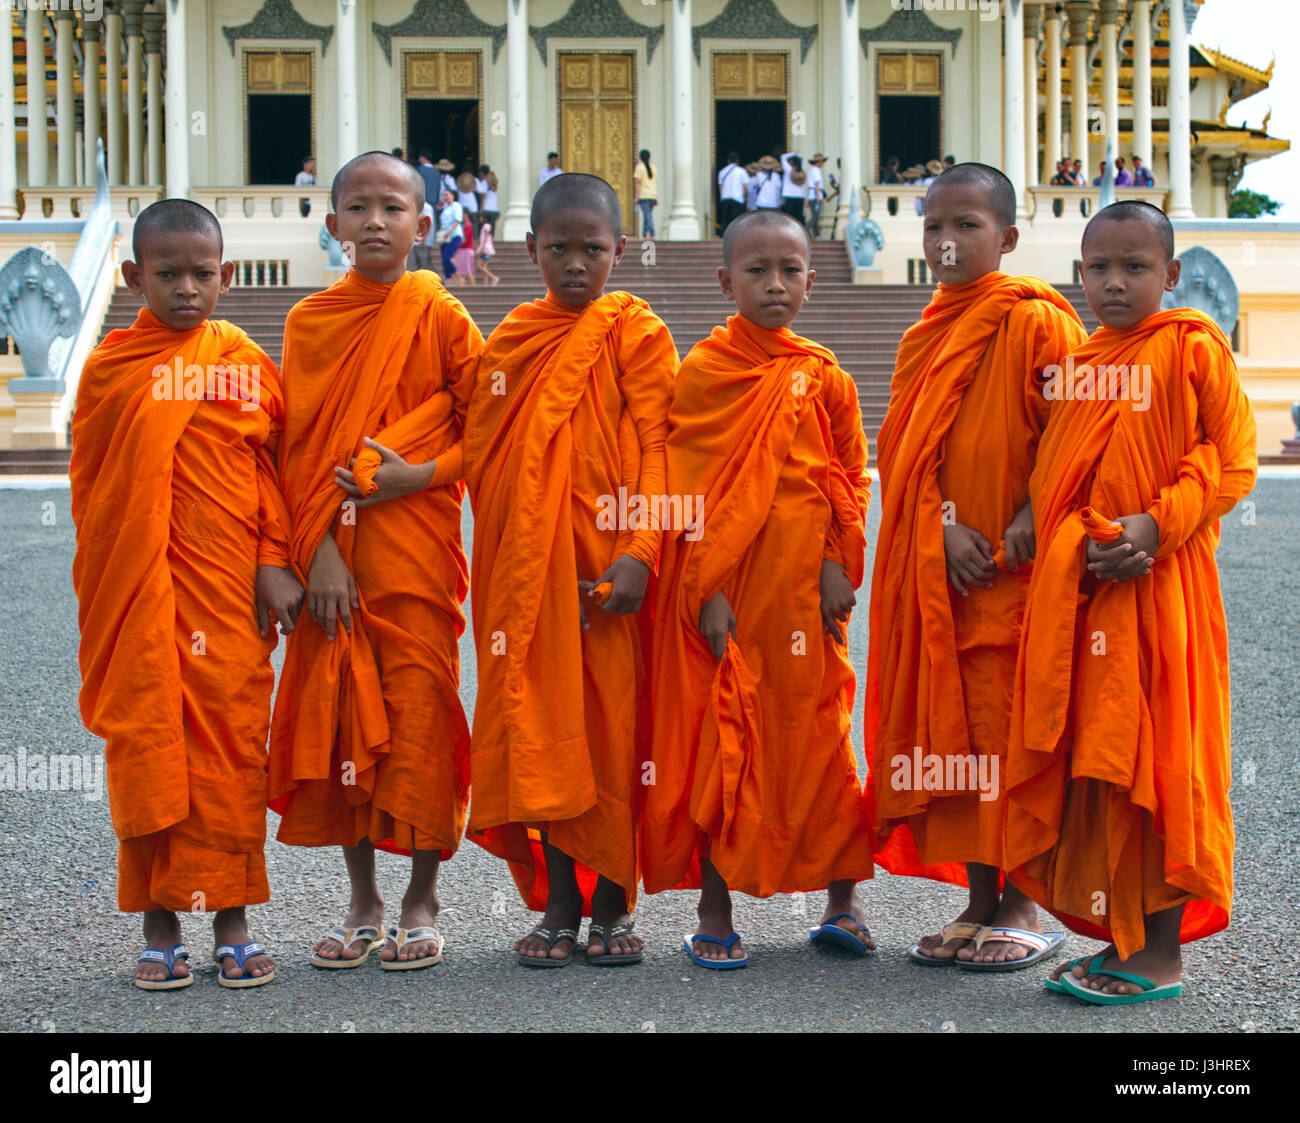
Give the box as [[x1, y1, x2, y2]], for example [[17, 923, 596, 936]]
[[1027, 185, 1168, 219], [190, 186, 332, 221], [862, 184, 929, 219]]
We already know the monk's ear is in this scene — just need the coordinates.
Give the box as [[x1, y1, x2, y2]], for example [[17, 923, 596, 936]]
[[121, 260, 143, 294], [804, 265, 815, 300], [218, 261, 235, 296], [325, 212, 340, 242], [611, 234, 627, 266], [718, 264, 735, 302], [1164, 257, 1181, 293], [1000, 224, 1020, 255], [416, 210, 432, 243], [525, 231, 538, 265]]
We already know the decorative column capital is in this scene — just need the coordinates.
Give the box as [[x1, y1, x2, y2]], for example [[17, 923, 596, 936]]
[[1099, 0, 1121, 25], [52, 7, 77, 21], [82, 15, 104, 41], [142, 11, 164, 52], [1025, 5, 1041, 36], [122, 0, 146, 34], [1065, 1, 1092, 46]]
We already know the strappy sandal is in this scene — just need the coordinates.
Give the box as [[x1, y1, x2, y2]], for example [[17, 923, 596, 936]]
[[380, 926, 444, 971], [908, 920, 986, 965], [135, 943, 193, 991], [586, 921, 643, 966], [214, 940, 275, 988], [517, 924, 578, 968], [309, 924, 385, 969]]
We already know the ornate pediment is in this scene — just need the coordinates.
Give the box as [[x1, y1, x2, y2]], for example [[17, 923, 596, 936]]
[[693, 0, 818, 64], [860, 5, 964, 59], [223, 0, 334, 57], [530, 0, 663, 64], [373, 0, 508, 65]]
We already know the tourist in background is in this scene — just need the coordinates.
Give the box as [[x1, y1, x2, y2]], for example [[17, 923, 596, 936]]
[[806, 153, 827, 238], [717, 151, 749, 233], [780, 151, 807, 222], [633, 149, 658, 240]]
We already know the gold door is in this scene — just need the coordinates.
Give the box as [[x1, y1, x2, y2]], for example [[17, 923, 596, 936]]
[[557, 52, 636, 236]]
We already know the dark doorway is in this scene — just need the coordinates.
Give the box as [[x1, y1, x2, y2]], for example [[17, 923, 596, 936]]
[[247, 93, 310, 185], [407, 99, 479, 175], [878, 95, 940, 178], [714, 99, 785, 234]]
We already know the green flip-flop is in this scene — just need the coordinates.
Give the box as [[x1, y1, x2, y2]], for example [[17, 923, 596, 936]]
[[1045, 954, 1097, 994], [1059, 957, 1183, 1005]]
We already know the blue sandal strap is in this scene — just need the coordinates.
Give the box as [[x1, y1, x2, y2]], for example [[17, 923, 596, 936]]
[[139, 943, 189, 972], [688, 932, 739, 949], [216, 941, 267, 969], [820, 913, 859, 927]]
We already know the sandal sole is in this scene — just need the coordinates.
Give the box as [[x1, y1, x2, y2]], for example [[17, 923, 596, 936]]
[[134, 975, 194, 991]]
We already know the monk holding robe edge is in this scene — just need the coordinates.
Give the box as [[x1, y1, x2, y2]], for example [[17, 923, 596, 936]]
[[464, 173, 678, 967], [71, 200, 302, 989], [1018, 202, 1256, 1005]]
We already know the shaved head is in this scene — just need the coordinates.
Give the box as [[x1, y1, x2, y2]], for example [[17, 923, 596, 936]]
[[331, 150, 425, 211], [926, 162, 1016, 228], [531, 172, 622, 237], [722, 208, 811, 266], [1084, 200, 1176, 262], [132, 198, 223, 261]]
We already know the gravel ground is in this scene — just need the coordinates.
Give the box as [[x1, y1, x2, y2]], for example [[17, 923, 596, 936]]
[[0, 479, 1296, 1034]]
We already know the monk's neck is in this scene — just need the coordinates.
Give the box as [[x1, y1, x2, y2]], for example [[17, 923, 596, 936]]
[[936, 270, 1006, 295], [542, 290, 606, 311], [351, 264, 406, 286]]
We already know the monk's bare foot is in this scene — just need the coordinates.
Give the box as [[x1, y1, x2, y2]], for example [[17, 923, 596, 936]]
[[312, 893, 384, 963], [588, 876, 645, 960], [966, 883, 1042, 964], [136, 909, 188, 985], [515, 881, 582, 963], [693, 896, 745, 963], [213, 907, 275, 979], [1049, 943, 1116, 984], [822, 879, 876, 950], [1078, 946, 1182, 995], [381, 891, 441, 963]]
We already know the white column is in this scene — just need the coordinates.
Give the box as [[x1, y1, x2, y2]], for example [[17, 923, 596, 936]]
[[1067, 2, 1090, 172], [337, 0, 358, 172], [1024, 6, 1039, 187], [143, 12, 163, 185], [1042, 4, 1062, 183], [0, 4, 17, 216], [501, 0, 531, 241], [164, 0, 189, 196], [665, 0, 699, 239], [1003, 1, 1027, 219], [106, 6, 124, 185], [838, 0, 861, 229], [54, 10, 76, 184], [1131, 0, 1152, 167], [83, 17, 103, 185], [1167, 0, 1193, 216], [25, 8, 48, 186], [124, 1, 144, 184], [1100, 0, 1119, 167]]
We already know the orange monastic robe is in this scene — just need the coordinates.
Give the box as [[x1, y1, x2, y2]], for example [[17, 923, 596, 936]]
[[643, 315, 873, 897], [865, 273, 1086, 884], [269, 269, 481, 854], [1007, 308, 1257, 958], [465, 292, 677, 910], [71, 309, 289, 911]]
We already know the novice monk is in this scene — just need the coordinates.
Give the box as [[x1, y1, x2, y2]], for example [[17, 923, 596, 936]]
[[270, 151, 482, 970], [464, 173, 678, 967], [864, 163, 1086, 969], [644, 209, 875, 968], [1014, 202, 1256, 1004], [71, 199, 301, 989]]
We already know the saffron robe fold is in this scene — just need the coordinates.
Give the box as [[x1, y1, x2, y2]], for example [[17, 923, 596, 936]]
[[71, 309, 289, 911], [1007, 308, 1257, 958], [465, 292, 677, 910], [642, 314, 873, 897], [269, 269, 481, 854], [865, 273, 1086, 884]]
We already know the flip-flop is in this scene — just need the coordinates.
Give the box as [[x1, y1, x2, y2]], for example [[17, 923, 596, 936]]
[[683, 932, 748, 970], [809, 912, 873, 957], [310, 924, 385, 969], [957, 926, 1066, 972], [380, 926, 444, 971], [1059, 959, 1183, 1005], [908, 920, 986, 966], [214, 940, 275, 989], [517, 924, 578, 968], [135, 943, 193, 991], [1045, 954, 1097, 993], [586, 921, 643, 966]]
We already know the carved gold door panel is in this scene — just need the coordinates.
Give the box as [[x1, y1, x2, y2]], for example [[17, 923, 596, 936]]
[[712, 51, 789, 100], [557, 52, 636, 236], [404, 50, 481, 99]]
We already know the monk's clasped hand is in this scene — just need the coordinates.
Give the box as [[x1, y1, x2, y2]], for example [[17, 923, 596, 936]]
[[334, 438, 436, 508], [819, 559, 855, 645], [592, 554, 651, 614], [943, 521, 997, 596], [1086, 512, 1160, 581], [255, 564, 305, 637], [1002, 501, 1036, 571], [307, 534, 359, 640], [699, 591, 738, 661]]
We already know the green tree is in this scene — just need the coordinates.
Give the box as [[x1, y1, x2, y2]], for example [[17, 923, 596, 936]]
[[1228, 189, 1282, 219]]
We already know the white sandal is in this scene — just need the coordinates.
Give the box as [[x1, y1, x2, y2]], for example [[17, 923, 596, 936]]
[[380, 926, 444, 971], [309, 924, 385, 969]]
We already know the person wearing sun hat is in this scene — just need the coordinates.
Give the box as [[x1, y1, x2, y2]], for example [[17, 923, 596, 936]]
[[807, 153, 828, 238], [754, 154, 783, 211]]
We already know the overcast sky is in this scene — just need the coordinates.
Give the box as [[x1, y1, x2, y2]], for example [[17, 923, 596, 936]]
[[1192, 0, 1298, 218]]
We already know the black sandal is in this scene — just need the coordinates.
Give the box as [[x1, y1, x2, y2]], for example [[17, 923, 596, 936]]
[[517, 924, 578, 968], [587, 921, 643, 966]]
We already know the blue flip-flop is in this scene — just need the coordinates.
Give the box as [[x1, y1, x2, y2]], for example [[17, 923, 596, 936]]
[[135, 943, 193, 991], [956, 926, 1066, 972], [683, 932, 748, 970], [809, 912, 873, 957], [1059, 958, 1183, 1005], [214, 941, 275, 989]]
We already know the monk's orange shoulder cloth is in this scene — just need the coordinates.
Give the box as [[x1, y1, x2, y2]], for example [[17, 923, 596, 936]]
[[71, 309, 286, 873], [269, 268, 482, 855], [1007, 308, 1257, 958], [643, 313, 872, 897], [864, 272, 1085, 885], [464, 291, 677, 910]]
